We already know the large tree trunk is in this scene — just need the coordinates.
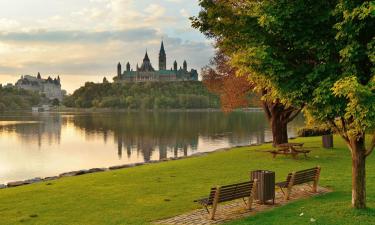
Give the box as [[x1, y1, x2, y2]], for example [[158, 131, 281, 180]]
[[261, 96, 302, 146], [270, 109, 289, 146], [349, 136, 367, 209]]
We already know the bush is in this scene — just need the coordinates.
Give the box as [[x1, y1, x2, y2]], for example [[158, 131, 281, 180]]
[[298, 127, 332, 137], [0, 86, 42, 111]]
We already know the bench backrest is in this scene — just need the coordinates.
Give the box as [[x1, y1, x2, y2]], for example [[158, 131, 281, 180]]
[[286, 167, 321, 186], [206, 181, 255, 205]]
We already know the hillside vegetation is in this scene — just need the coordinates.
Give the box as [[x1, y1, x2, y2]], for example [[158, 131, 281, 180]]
[[63, 81, 222, 109], [0, 86, 42, 112]]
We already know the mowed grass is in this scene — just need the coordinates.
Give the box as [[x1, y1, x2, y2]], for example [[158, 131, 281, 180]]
[[0, 136, 374, 225]]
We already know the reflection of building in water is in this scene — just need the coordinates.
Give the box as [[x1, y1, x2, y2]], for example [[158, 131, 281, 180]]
[[71, 111, 302, 161], [0, 114, 62, 147], [116, 134, 197, 162]]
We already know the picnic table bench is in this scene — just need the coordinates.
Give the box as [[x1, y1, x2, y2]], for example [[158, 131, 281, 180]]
[[276, 166, 321, 200], [267, 143, 311, 159], [195, 180, 258, 220]]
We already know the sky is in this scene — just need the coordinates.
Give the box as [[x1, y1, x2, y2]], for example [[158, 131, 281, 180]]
[[0, 0, 214, 93]]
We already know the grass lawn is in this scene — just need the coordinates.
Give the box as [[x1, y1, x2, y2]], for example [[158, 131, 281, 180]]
[[0, 136, 374, 225]]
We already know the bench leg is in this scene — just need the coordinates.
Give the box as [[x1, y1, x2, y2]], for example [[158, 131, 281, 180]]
[[204, 205, 210, 214], [210, 202, 218, 220], [285, 187, 292, 200], [210, 187, 221, 220], [313, 167, 321, 192], [248, 179, 257, 210], [285, 173, 296, 200]]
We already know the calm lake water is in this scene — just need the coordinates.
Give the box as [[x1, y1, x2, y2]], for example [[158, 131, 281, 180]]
[[0, 111, 304, 183]]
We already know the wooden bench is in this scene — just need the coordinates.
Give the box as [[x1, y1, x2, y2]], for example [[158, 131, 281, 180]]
[[276, 166, 321, 200], [195, 180, 258, 220]]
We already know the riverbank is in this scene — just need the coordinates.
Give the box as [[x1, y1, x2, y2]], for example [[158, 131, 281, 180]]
[[0, 144, 257, 188], [0, 107, 264, 114], [0, 136, 374, 225]]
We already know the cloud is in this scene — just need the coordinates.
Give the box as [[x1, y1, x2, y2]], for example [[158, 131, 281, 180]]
[[0, 28, 159, 43], [0, 0, 214, 92]]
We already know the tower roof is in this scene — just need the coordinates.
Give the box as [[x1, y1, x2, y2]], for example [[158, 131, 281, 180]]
[[160, 41, 165, 55], [140, 50, 155, 72], [143, 50, 150, 62]]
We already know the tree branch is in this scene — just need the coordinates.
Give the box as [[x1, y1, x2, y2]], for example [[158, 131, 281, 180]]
[[287, 104, 304, 123], [365, 133, 375, 157], [328, 119, 350, 146], [261, 100, 272, 122], [341, 117, 348, 137]]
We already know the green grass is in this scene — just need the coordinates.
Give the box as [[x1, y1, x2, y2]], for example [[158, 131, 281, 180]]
[[0, 136, 374, 225]]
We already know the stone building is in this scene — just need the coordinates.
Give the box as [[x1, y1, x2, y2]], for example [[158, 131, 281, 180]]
[[15, 73, 65, 101], [114, 41, 199, 82]]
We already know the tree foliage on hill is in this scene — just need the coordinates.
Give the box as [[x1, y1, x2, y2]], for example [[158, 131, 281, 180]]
[[0, 86, 42, 112], [63, 81, 224, 109]]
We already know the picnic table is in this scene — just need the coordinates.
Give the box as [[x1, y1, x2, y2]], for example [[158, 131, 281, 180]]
[[267, 143, 311, 159]]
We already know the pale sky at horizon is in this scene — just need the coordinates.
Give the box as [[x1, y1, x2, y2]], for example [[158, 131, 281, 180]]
[[0, 0, 214, 93]]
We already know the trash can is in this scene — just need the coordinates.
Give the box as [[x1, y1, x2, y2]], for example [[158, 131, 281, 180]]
[[322, 134, 333, 148], [250, 170, 275, 204]]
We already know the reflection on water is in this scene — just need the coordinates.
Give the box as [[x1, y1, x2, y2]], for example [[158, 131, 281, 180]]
[[0, 111, 304, 183]]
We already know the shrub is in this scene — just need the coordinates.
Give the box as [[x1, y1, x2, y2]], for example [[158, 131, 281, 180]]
[[298, 127, 332, 137]]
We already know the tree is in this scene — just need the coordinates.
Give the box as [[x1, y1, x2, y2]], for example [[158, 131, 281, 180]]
[[202, 51, 255, 112], [306, 0, 375, 208], [51, 98, 60, 106], [194, 0, 374, 208], [193, 1, 304, 146]]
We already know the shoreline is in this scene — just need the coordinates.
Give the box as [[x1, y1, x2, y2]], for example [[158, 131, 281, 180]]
[[0, 142, 271, 189], [0, 107, 264, 114]]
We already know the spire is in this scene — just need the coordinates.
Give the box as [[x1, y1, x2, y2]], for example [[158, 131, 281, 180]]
[[143, 50, 150, 62], [37, 72, 41, 79], [126, 62, 131, 72], [117, 62, 122, 77], [174, 60, 178, 71], [183, 60, 187, 71], [159, 41, 167, 70], [160, 41, 165, 54]]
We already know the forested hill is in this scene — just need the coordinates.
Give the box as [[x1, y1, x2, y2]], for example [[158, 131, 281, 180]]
[[63, 81, 222, 109], [0, 86, 42, 112]]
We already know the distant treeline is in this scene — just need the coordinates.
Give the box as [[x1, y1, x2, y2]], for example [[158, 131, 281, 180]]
[[63, 81, 223, 109], [0, 86, 42, 112]]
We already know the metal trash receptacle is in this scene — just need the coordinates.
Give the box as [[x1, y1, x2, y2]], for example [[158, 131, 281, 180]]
[[250, 170, 275, 204], [322, 134, 333, 148]]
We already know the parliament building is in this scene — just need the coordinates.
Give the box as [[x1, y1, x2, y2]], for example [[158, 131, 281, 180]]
[[114, 41, 198, 82]]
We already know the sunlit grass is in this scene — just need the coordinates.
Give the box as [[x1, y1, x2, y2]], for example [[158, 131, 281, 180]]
[[0, 136, 374, 225]]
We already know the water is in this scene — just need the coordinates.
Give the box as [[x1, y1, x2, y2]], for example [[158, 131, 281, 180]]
[[0, 111, 304, 183]]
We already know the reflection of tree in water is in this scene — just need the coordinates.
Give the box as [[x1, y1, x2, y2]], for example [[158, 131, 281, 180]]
[[0, 113, 63, 147], [71, 111, 269, 161]]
